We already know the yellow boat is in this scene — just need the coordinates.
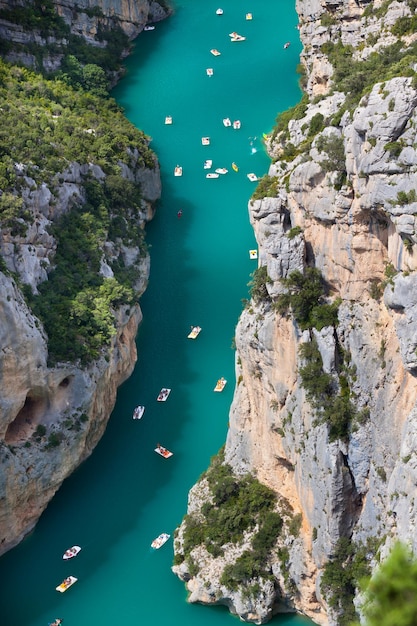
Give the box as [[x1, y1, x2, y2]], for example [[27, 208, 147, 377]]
[[232, 162, 238, 172]]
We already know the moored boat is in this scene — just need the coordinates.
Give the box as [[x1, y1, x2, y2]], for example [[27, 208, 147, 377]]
[[164, 115, 172, 124], [214, 377, 227, 392], [232, 162, 239, 172], [230, 34, 246, 42], [216, 8, 223, 15], [174, 166, 182, 177], [204, 159, 213, 169], [222, 117, 231, 127], [210, 48, 221, 56], [215, 168, 228, 175], [63, 545, 81, 560], [233, 120, 241, 129], [154, 444, 173, 458], [48, 619, 63, 626], [206, 68, 214, 76], [133, 405, 145, 420], [246, 13, 253, 20], [144, 25, 155, 31], [249, 249, 258, 259], [284, 41, 290, 49], [247, 173, 258, 182], [56, 576, 77, 593], [151, 533, 171, 549], [157, 388, 171, 402], [201, 137, 210, 145], [206, 172, 219, 178], [188, 326, 202, 339]]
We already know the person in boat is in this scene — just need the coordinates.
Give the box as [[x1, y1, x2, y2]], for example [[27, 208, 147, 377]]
[[177, 209, 182, 218]]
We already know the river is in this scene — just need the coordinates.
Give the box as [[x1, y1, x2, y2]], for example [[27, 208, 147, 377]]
[[0, 1, 314, 625]]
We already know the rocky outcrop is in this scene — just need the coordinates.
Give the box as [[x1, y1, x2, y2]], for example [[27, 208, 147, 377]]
[[174, 1, 417, 624], [0, 0, 171, 71]]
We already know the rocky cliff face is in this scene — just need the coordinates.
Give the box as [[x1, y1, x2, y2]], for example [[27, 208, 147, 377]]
[[173, 1, 417, 624], [0, 0, 170, 71]]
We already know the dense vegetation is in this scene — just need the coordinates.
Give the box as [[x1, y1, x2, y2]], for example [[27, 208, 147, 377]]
[[354, 542, 417, 626], [175, 450, 288, 591], [0, 57, 155, 365]]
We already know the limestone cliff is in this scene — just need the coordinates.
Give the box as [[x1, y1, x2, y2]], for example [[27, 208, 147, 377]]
[[0, 0, 170, 71], [173, 1, 417, 624], [0, 60, 161, 555]]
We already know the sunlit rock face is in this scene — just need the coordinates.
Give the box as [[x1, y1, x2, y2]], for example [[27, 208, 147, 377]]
[[173, 1, 417, 624]]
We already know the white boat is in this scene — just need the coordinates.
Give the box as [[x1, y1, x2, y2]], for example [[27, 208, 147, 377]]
[[247, 173, 258, 182], [56, 576, 77, 593], [154, 444, 173, 458], [174, 166, 183, 177], [63, 545, 81, 560], [188, 326, 202, 339], [210, 48, 221, 56], [157, 388, 171, 402], [284, 41, 290, 49], [233, 120, 241, 129], [144, 25, 155, 31], [214, 377, 227, 392], [165, 115, 172, 124], [201, 137, 210, 145], [249, 249, 258, 259], [206, 68, 214, 76], [216, 8, 223, 15], [151, 533, 171, 549], [215, 168, 228, 175], [133, 405, 145, 420], [204, 159, 213, 169], [206, 172, 219, 179], [223, 117, 231, 127], [230, 35, 246, 42], [246, 13, 253, 20]]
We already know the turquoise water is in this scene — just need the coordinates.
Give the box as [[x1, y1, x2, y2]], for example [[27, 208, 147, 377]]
[[0, 2, 314, 625]]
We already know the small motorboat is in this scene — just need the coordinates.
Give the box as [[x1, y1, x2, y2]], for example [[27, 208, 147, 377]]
[[214, 377, 227, 392], [201, 137, 210, 145], [155, 444, 173, 458], [144, 25, 155, 31], [210, 48, 221, 56], [246, 13, 253, 20], [206, 172, 219, 179], [188, 326, 202, 339], [63, 545, 81, 560], [215, 168, 228, 175], [174, 166, 183, 177], [249, 249, 258, 259], [232, 162, 239, 172], [157, 388, 171, 402], [165, 115, 172, 124], [223, 117, 231, 127], [230, 34, 246, 42], [216, 8, 223, 15], [133, 405, 145, 420], [56, 576, 77, 593], [177, 209, 183, 219], [206, 68, 214, 76], [247, 173, 258, 182], [151, 533, 171, 549], [233, 120, 241, 129], [284, 41, 290, 49], [204, 159, 213, 169], [48, 619, 63, 626]]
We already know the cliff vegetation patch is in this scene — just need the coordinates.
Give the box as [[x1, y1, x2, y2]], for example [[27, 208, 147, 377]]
[[175, 450, 284, 590]]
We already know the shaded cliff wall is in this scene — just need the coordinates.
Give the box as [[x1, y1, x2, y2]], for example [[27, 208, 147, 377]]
[[173, 1, 417, 624]]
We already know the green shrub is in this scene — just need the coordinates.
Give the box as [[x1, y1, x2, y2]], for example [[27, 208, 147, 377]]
[[248, 266, 272, 303], [287, 225, 302, 239]]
